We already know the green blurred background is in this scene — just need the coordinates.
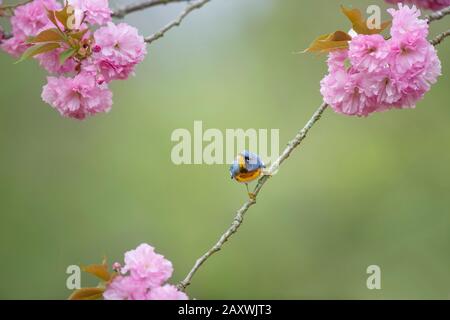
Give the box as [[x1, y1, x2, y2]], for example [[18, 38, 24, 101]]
[[0, 0, 449, 299]]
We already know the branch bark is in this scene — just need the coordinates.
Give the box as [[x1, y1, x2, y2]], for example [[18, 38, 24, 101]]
[[430, 29, 450, 46], [426, 6, 450, 23], [143, 0, 211, 44], [112, 0, 190, 19]]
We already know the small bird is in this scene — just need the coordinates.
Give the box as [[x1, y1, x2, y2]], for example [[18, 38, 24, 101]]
[[230, 151, 266, 199]]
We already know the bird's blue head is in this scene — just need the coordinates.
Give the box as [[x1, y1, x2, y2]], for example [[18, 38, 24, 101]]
[[229, 151, 265, 179]]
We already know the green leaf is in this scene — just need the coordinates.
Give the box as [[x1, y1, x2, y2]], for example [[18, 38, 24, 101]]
[[341, 6, 391, 35], [68, 287, 105, 300], [28, 28, 64, 44], [59, 48, 76, 65], [303, 31, 352, 54], [14, 43, 60, 64]]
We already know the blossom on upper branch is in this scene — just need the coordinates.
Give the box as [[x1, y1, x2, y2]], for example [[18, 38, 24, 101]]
[[41, 72, 113, 119], [317, 4, 441, 117], [0, 0, 147, 120], [68, 0, 112, 26], [1, 0, 60, 56], [92, 23, 147, 82]]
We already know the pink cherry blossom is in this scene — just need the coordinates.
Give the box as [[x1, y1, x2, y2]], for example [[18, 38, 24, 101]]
[[326, 49, 349, 73], [388, 4, 429, 40], [10, 0, 60, 38], [147, 285, 189, 300], [36, 48, 77, 74], [121, 243, 173, 289], [370, 72, 403, 108], [112, 262, 122, 272], [385, 0, 450, 11], [321, 68, 379, 117], [320, 4, 441, 116], [389, 36, 430, 74], [103, 276, 148, 300], [1, 0, 60, 57], [68, 0, 112, 26], [93, 22, 147, 82], [102, 243, 188, 300], [41, 72, 113, 120], [421, 45, 442, 85], [1, 36, 29, 57], [349, 34, 390, 72]]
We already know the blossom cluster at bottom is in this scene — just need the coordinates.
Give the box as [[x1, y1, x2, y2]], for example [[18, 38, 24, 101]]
[[103, 243, 188, 300]]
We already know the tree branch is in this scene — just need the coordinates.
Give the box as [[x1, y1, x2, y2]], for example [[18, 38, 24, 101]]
[[430, 28, 450, 46], [426, 6, 450, 23], [177, 102, 328, 291], [177, 24, 450, 292], [144, 0, 210, 44], [112, 0, 189, 19]]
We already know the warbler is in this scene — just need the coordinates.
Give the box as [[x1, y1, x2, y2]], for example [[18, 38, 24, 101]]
[[230, 151, 266, 199]]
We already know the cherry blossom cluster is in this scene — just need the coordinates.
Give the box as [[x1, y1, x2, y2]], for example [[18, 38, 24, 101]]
[[320, 4, 441, 117], [103, 243, 188, 300], [385, 0, 450, 11], [0, 0, 147, 120]]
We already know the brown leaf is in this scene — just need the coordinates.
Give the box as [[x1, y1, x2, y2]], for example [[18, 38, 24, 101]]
[[68, 287, 104, 300], [55, 5, 70, 29], [70, 28, 89, 41], [303, 31, 352, 53], [28, 28, 64, 43], [47, 10, 58, 27], [81, 263, 111, 282], [341, 6, 391, 35]]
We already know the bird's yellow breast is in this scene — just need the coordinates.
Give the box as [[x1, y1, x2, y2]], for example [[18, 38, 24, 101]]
[[234, 168, 262, 183]]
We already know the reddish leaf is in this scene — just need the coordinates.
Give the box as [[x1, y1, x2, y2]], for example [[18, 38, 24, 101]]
[[81, 263, 111, 282], [68, 287, 104, 300], [28, 28, 64, 43], [341, 6, 391, 35], [55, 6, 70, 28], [47, 9, 58, 27], [303, 31, 352, 53]]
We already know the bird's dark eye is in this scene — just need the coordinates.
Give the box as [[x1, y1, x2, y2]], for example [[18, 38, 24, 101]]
[[244, 155, 250, 161]]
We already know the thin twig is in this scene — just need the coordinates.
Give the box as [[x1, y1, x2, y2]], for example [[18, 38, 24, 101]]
[[178, 23, 450, 291], [430, 29, 450, 46], [112, 0, 189, 19], [426, 6, 450, 23], [144, 0, 210, 44], [177, 102, 328, 291]]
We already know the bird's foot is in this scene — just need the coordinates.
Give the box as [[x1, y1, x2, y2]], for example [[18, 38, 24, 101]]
[[248, 192, 257, 200], [262, 169, 272, 177]]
